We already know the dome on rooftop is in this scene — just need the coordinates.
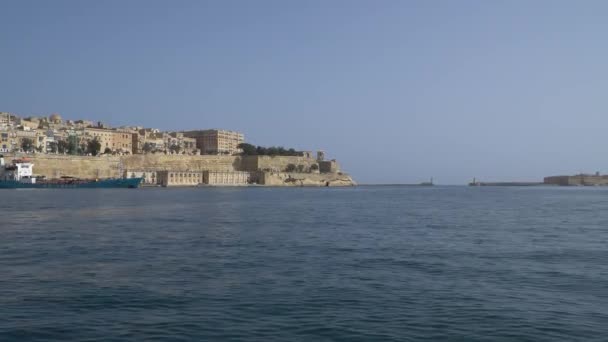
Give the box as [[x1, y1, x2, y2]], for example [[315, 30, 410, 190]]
[[49, 113, 62, 123]]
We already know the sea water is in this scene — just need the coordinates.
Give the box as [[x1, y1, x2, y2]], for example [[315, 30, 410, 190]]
[[1, 186, 607, 341]]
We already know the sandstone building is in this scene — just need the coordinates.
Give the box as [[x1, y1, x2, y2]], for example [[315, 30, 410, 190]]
[[167, 132, 197, 154], [0, 131, 10, 152], [0, 112, 14, 128], [184, 129, 244, 155], [112, 130, 134, 153], [83, 127, 134, 154], [84, 127, 114, 152], [157, 170, 204, 187], [204, 170, 251, 185]]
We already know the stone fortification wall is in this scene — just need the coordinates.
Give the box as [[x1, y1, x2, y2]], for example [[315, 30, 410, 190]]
[[2, 154, 355, 186], [258, 172, 356, 187], [319, 160, 340, 173], [4, 154, 121, 179], [254, 155, 319, 172], [4, 153, 239, 179], [121, 154, 238, 172], [544, 174, 608, 186], [543, 176, 570, 186], [239, 156, 260, 172]]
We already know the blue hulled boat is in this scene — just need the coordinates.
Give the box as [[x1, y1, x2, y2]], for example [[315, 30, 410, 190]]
[[0, 156, 142, 189]]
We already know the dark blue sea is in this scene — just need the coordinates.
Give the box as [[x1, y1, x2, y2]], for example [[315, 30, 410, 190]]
[[2, 186, 608, 341]]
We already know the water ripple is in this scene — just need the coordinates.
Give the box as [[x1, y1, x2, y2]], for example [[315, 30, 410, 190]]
[[1, 186, 608, 341]]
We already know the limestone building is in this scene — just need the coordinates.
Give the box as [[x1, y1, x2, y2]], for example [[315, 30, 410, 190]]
[[0, 112, 13, 128], [157, 170, 204, 187], [135, 129, 167, 154], [19, 118, 40, 130], [83, 127, 133, 153], [168, 132, 198, 154], [40, 130, 57, 153], [8, 129, 38, 152], [204, 170, 251, 185], [84, 128, 114, 152], [184, 129, 244, 155], [0, 130, 10, 152], [113, 130, 134, 154]]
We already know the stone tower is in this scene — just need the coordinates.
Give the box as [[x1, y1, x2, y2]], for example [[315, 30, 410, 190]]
[[316, 150, 325, 162]]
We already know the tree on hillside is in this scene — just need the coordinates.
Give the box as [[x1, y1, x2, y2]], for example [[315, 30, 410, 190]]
[[238, 143, 305, 157], [267, 146, 280, 156], [104, 147, 112, 154], [238, 143, 257, 155], [49, 141, 58, 153], [57, 140, 69, 154], [87, 138, 101, 156], [67, 136, 79, 155], [21, 138, 34, 152], [169, 144, 181, 154], [256, 146, 266, 155], [142, 142, 155, 154]]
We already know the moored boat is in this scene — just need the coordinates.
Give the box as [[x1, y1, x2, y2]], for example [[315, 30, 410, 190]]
[[0, 155, 142, 189]]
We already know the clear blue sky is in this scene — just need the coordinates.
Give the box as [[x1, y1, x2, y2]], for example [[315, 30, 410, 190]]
[[2, 0, 608, 184]]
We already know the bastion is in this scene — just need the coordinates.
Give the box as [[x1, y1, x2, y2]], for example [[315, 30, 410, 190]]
[[1, 153, 356, 187]]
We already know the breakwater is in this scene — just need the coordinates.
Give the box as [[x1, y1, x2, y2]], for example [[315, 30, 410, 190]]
[[469, 181, 545, 187]]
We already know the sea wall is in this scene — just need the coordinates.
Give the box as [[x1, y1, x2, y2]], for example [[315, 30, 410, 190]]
[[239, 156, 260, 172], [123, 155, 323, 173], [121, 154, 238, 172], [2, 153, 356, 186], [254, 155, 319, 172], [3, 153, 241, 179], [4, 154, 122, 179]]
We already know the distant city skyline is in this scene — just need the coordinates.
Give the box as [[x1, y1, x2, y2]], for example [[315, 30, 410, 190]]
[[3, 0, 608, 184], [0, 111, 249, 157]]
